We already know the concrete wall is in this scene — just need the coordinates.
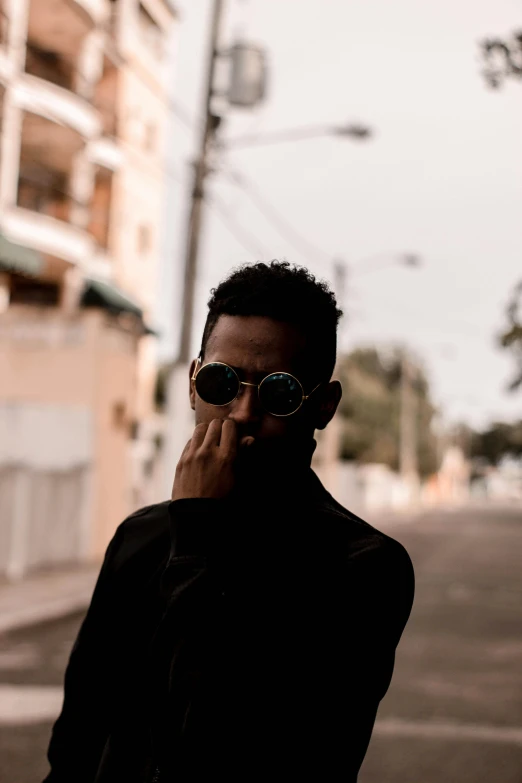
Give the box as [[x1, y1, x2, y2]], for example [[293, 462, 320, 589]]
[[0, 403, 93, 579], [0, 305, 141, 568]]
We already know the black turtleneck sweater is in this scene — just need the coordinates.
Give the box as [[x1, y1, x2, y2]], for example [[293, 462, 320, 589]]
[[44, 463, 414, 783]]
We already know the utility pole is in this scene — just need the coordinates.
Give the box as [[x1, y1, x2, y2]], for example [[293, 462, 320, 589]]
[[333, 258, 348, 350], [312, 259, 346, 496], [162, 0, 225, 500], [400, 353, 418, 479], [161, 1, 269, 499], [177, 0, 225, 364]]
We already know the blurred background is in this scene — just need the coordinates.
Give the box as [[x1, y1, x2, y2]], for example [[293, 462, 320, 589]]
[[0, 0, 521, 780]]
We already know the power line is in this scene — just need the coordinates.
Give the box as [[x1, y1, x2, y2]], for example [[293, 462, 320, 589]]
[[120, 86, 336, 269], [222, 167, 333, 268], [204, 191, 271, 259], [104, 76, 336, 270]]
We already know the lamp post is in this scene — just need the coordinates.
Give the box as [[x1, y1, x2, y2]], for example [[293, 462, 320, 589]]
[[219, 122, 372, 150], [316, 253, 423, 498]]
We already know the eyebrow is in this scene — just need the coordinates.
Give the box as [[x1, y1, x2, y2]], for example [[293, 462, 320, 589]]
[[222, 363, 274, 381]]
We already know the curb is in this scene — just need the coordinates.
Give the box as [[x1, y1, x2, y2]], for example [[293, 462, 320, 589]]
[[0, 570, 98, 636], [0, 593, 93, 636]]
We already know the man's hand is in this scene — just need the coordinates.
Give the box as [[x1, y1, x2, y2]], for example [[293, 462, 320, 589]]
[[172, 419, 250, 500]]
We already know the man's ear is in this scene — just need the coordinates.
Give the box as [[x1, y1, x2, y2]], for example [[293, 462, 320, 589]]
[[315, 380, 342, 430], [189, 358, 198, 411]]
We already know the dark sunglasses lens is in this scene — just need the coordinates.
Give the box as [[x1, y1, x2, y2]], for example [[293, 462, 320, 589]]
[[195, 363, 239, 406], [259, 373, 303, 416]]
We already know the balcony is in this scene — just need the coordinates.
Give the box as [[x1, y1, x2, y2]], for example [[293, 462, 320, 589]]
[[88, 137, 122, 171], [17, 168, 76, 225], [15, 44, 100, 139], [2, 206, 94, 268]]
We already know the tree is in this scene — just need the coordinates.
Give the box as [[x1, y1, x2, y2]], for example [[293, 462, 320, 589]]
[[337, 346, 438, 477], [470, 420, 522, 466], [480, 30, 522, 89], [479, 30, 522, 394], [500, 281, 522, 391]]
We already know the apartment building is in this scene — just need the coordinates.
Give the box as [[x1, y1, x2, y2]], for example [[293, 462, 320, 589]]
[[0, 0, 176, 578]]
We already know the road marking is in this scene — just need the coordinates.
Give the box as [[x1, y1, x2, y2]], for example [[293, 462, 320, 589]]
[[0, 643, 40, 670], [374, 717, 522, 745], [0, 685, 63, 725]]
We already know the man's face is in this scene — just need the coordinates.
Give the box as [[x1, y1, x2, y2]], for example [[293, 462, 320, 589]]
[[190, 315, 321, 462]]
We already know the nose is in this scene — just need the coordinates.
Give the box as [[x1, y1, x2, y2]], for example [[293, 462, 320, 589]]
[[229, 382, 262, 428]]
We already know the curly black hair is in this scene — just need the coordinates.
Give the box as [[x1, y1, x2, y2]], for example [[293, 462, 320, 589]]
[[200, 261, 343, 380]]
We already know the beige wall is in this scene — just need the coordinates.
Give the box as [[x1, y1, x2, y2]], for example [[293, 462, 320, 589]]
[[111, 7, 174, 421], [91, 318, 139, 556], [0, 305, 140, 559]]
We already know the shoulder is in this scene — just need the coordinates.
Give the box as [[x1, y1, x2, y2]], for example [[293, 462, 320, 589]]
[[109, 500, 172, 572], [314, 482, 414, 580]]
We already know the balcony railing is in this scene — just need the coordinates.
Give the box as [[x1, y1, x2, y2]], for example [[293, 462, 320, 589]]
[[17, 172, 85, 225]]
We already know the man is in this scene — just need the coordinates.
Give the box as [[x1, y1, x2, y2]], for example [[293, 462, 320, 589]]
[[44, 261, 414, 782]]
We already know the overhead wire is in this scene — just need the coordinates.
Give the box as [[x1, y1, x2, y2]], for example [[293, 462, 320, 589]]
[[204, 191, 271, 259], [220, 166, 333, 268]]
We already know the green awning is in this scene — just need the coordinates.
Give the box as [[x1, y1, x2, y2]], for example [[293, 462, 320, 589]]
[[81, 278, 159, 336], [0, 233, 43, 276], [81, 278, 143, 317]]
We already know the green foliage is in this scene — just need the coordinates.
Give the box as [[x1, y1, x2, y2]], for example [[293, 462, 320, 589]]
[[154, 363, 172, 411], [337, 346, 438, 477], [470, 420, 522, 466], [500, 281, 522, 392], [480, 30, 522, 89]]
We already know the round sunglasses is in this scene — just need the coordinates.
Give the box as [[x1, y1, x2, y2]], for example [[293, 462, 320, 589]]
[[192, 359, 322, 417]]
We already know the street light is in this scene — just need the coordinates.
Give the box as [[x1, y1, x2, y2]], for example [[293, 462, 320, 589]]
[[220, 121, 373, 150]]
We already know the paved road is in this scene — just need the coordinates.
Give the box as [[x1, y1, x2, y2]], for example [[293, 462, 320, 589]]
[[1, 506, 521, 783]]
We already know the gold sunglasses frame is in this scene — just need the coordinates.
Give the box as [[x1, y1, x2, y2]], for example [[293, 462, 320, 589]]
[[191, 358, 322, 417]]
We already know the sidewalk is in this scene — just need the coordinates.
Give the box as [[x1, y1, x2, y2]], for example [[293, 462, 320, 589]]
[[0, 566, 99, 635]]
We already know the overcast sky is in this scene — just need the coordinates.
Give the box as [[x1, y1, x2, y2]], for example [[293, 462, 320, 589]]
[[157, 0, 522, 429]]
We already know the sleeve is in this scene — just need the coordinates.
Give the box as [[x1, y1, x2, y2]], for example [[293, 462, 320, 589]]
[[306, 538, 415, 779], [42, 524, 126, 783]]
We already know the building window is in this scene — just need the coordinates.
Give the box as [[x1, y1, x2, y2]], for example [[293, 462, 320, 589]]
[[25, 42, 75, 92], [0, 85, 5, 172], [138, 3, 164, 60], [89, 167, 113, 250], [17, 162, 71, 223], [0, 2, 9, 47], [112, 401, 128, 430], [137, 224, 151, 254], [144, 122, 156, 152], [10, 276, 60, 307]]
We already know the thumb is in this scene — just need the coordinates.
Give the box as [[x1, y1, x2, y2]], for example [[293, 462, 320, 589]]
[[240, 436, 255, 448]]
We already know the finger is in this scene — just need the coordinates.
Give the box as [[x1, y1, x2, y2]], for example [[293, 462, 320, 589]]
[[190, 422, 208, 452], [180, 438, 192, 459], [240, 435, 255, 448], [202, 418, 223, 449], [220, 418, 238, 457]]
